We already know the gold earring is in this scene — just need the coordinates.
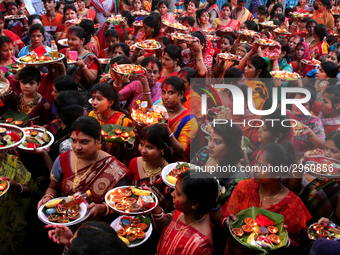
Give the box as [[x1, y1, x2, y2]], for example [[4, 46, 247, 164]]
[[191, 205, 197, 210], [162, 150, 164, 155]]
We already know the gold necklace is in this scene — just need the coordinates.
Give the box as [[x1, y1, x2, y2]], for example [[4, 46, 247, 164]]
[[259, 185, 284, 201], [143, 159, 164, 177], [174, 213, 207, 231], [73, 151, 100, 190]]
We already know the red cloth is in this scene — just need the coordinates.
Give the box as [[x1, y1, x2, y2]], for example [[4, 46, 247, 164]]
[[98, 49, 107, 58], [3, 29, 24, 50], [56, 24, 65, 33], [114, 25, 134, 41], [255, 214, 274, 227], [312, 101, 322, 117], [33, 46, 47, 56], [39, 74, 55, 103]]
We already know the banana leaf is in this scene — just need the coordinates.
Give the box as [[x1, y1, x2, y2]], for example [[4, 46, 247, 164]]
[[229, 207, 288, 255], [101, 124, 135, 144], [0, 109, 29, 126]]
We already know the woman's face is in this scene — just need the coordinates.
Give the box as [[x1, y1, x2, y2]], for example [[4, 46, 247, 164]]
[[321, 93, 335, 116], [143, 24, 154, 37], [76, 0, 85, 10], [289, 37, 300, 52], [221, 6, 231, 19], [105, 35, 118, 49], [318, 3, 325, 12], [0, 42, 13, 61], [221, 38, 231, 52], [208, 130, 228, 159], [179, 71, 190, 92], [299, 0, 307, 5], [199, 11, 210, 25], [133, 0, 142, 10], [236, 45, 247, 57], [295, 44, 305, 60], [292, 94, 310, 115], [113, 46, 125, 57], [159, 3, 167, 15], [139, 139, 162, 161], [8, 4, 19, 15], [258, 124, 276, 144], [307, 22, 316, 35], [324, 139, 340, 160], [57, 3, 65, 14], [20, 79, 40, 96], [326, 52, 339, 65], [336, 18, 340, 29], [91, 91, 113, 114], [162, 52, 177, 70], [274, 7, 283, 15], [71, 131, 99, 160], [171, 180, 191, 212], [65, 9, 77, 20], [67, 31, 84, 50], [162, 83, 183, 108], [187, 2, 196, 15], [316, 67, 329, 79], [237, 2, 246, 11], [30, 30, 44, 47], [51, 85, 58, 99], [244, 61, 258, 78], [253, 151, 274, 183], [145, 61, 160, 86]]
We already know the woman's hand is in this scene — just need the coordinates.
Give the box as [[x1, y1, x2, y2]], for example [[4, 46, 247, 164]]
[[75, 58, 86, 69], [37, 196, 53, 210], [87, 202, 105, 218], [224, 214, 236, 228], [46, 224, 73, 246], [160, 120, 172, 136], [299, 60, 306, 73], [1, 177, 20, 193], [318, 217, 331, 224], [301, 124, 314, 137], [120, 19, 128, 29], [190, 40, 203, 56], [65, 20, 73, 29]]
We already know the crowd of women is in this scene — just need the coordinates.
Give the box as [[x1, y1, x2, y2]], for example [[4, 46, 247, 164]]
[[1, 0, 340, 254]]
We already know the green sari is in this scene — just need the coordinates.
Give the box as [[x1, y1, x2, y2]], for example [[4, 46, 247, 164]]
[[0, 153, 33, 255]]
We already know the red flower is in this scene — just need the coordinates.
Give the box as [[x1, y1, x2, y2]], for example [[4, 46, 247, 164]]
[[256, 214, 274, 227], [27, 142, 39, 148], [8, 132, 20, 142]]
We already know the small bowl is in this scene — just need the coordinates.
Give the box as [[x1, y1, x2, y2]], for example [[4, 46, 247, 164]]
[[46, 208, 56, 215], [233, 228, 244, 237]]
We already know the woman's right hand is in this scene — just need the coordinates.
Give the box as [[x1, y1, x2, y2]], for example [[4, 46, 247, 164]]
[[37, 196, 52, 211], [45, 224, 74, 246], [224, 214, 237, 228]]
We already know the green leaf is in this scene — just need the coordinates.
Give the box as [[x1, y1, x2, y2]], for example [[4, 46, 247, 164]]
[[0, 109, 29, 126], [101, 124, 136, 144]]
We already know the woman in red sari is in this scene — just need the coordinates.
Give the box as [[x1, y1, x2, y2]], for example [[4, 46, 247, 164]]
[[213, 3, 240, 33], [221, 143, 311, 255], [37, 116, 128, 217], [152, 171, 218, 255], [76, 0, 97, 21], [162, 76, 198, 162], [290, 41, 314, 77], [158, 45, 182, 84], [135, 15, 163, 42]]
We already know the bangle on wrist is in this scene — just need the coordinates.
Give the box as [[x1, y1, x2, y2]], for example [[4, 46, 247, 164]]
[[169, 132, 174, 138], [102, 202, 110, 216], [152, 208, 164, 217], [43, 193, 55, 199], [113, 83, 122, 88], [81, 64, 87, 70], [143, 91, 151, 95], [196, 57, 203, 61], [152, 213, 164, 220], [17, 183, 23, 194]]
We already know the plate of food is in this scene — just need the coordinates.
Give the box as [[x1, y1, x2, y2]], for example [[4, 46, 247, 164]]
[[230, 207, 288, 253], [101, 124, 135, 144], [136, 39, 161, 51], [0, 77, 10, 97], [98, 58, 111, 65], [58, 39, 68, 47], [107, 14, 125, 25], [173, 9, 183, 14], [113, 64, 146, 77], [207, 35, 220, 42], [18, 127, 54, 151], [111, 215, 153, 247], [161, 162, 192, 188], [4, 14, 25, 20], [132, 10, 150, 16], [201, 122, 213, 135], [67, 18, 82, 25], [293, 121, 305, 137], [238, 29, 256, 37], [133, 20, 143, 27], [255, 38, 277, 47], [37, 197, 89, 226], [270, 71, 301, 81], [171, 33, 197, 42], [131, 105, 168, 125], [307, 222, 340, 240], [7, 63, 26, 73], [0, 124, 25, 152], [0, 109, 29, 126], [0, 179, 10, 197], [202, 27, 216, 34], [293, 12, 313, 19], [302, 155, 340, 178], [17, 52, 65, 65], [221, 27, 233, 32], [301, 58, 321, 67], [304, 148, 324, 157], [162, 20, 188, 30], [105, 186, 158, 215], [273, 27, 291, 35], [259, 21, 277, 28], [218, 53, 242, 62], [66, 58, 80, 65]]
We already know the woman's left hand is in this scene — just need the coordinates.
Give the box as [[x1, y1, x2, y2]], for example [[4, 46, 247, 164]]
[[75, 58, 86, 69], [87, 202, 105, 218]]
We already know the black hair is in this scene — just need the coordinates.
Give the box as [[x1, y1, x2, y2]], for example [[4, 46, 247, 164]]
[[272, 19, 280, 26], [212, 124, 244, 167], [206, 0, 216, 8], [244, 20, 258, 31], [7, 2, 19, 12], [55, 2, 63, 12], [290, 35, 303, 44], [178, 171, 220, 214], [191, 31, 205, 47], [29, 24, 46, 41], [18, 66, 41, 84], [178, 67, 196, 82], [109, 55, 131, 66], [54, 75, 79, 92], [143, 15, 161, 38], [54, 90, 85, 126], [224, 67, 244, 80], [222, 35, 234, 45], [321, 61, 339, 78], [162, 76, 187, 103], [105, 29, 119, 39], [239, 42, 252, 52], [179, 16, 195, 27], [141, 56, 162, 71], [62, 4, 77, 23], [150, 11, 162, 26], [257, 5, 268, 16], [277, 38, 291, 58], [80, 19, 95, 37], [261, 30, 270, 39], [306, 19, 318, 28], [300, 83, 317, 109], [27, 14, 42, 26], [0, 36, 13, 51], [285, 7, 292, 17], [0, 11, 3, 21], [70, 116, 101, 140], [221, 2, 232, 11], [163, 45, 182, 66], [68, 26, 91, 46], [320, 0, 332, 9], [184, 0, 199, 9], [196, 8, 210, 25], [261, 142, 296, 169], [263, 109, 291, 143], [140, 124, 172, 161], [274, 13, 285, 24], [157, 0, 169, 9], [237, 0, 246, 4], [156, 36, 170, 47], [91, 83, 119, 111], [249, 56, 269, 78], [113, 42, 130, 57], [314, 24, 328, 41], [270, 3, 283, 19], [326, 131, 340, 150], [120, 10, 135, 27], [330, 50, 340, 64]]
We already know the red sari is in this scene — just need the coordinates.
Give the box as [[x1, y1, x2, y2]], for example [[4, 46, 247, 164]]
[[157, 210, 213, 255]]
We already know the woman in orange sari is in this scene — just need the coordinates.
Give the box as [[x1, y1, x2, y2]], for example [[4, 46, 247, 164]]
[[221, 143, 311, 255], [213, 3, 240, 32], [135, 15, 163, 42], [162, 76, 198, 162], [312, 0, 334, 30]]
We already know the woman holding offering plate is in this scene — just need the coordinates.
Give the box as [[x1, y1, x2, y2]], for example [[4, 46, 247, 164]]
[[221, 143, 311, 254], [37, 116, 128, 218]]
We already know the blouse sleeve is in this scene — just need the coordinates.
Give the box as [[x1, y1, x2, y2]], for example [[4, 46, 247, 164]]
[[177, 116, 198, 161], [120, 81, 140, 101], [212, 18, 220, 30], [51, 156, 63, 183]]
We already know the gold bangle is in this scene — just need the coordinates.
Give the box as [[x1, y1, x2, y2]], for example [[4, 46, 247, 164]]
[[196, 58, 203, 61], [102, 202, 110, 216], [42, 194, 55, 200]]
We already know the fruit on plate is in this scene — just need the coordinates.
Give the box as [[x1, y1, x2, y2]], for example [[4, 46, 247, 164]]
[[118, 235, 130, 245], [166, 175, 177, 185], [131, 187, 151, 196], [271, 70, 301, 79], [45, 198, 63, 208]]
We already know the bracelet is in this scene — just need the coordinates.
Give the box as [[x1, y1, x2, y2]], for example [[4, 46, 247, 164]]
[[113, 83, 122, 88], [152, 214, 164, 221], [151, 208, 164, 217], [169, 132, 174, 138], [43, 193, 55, 200], [196, 58, 203, 61], [142, 89, 150, 93], [211, 205, 221, 211], [143, 92, 151, 95], [17, 183, 23, 194], [309, 133, 314, 137], [234, 42, 239, 46], [246, 54, 251, 59], [81, 65, 87, 70], [102, 202, 110, 216]]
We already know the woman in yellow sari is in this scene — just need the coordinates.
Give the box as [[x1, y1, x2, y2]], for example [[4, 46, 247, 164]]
[[230, 0, 254, 24]]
